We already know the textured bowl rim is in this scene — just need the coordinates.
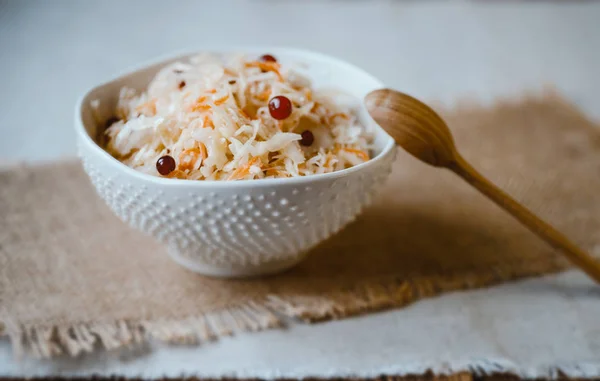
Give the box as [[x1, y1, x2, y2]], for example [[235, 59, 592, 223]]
[[75, 46, 396, 188]]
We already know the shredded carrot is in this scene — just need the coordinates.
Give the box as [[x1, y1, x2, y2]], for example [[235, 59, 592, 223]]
[[202, 114, 214, 128], [207, 88, 217, 94], [342, 147, 370, 161], [167, 169, 186, 179], [214, 94, 229, 106], [264, 168, 281, 177], [305, 89, 312, 102], [190, 96, 210, 112], [178, 148, 202, 171], [198, 143, 208, 160], [135, 98, 157, 115], [228, 157, 261, 180], [224, 68, 236, 76], [328, 113, 349, 124], [192, 104, 211, 112], [244, 61, 283, 82], [239, 107, 251, 119], [256, 89, 271, 101]]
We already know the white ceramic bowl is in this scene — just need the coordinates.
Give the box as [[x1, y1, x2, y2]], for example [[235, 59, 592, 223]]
[[75, 48, 396, 277]]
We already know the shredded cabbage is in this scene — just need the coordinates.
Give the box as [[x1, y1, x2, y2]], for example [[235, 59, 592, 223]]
[[102, 53, 372, 180]]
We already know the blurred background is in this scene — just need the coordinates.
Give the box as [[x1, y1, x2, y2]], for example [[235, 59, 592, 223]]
[[1, 0, 599, 162]]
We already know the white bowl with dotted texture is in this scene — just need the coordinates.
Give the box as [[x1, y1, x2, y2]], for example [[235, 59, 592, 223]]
[[75, 48, 396, 278]]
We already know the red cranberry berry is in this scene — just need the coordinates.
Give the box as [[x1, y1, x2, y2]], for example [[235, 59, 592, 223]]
[[178, 81, 186, 89], [156, 155, 176, 176], [300, 130, 314, 147], [260, 54, 277, 63], [268, 95, 292, 120]]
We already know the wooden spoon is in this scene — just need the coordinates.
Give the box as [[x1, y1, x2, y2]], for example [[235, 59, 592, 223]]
[[365, 88, 600, 283]]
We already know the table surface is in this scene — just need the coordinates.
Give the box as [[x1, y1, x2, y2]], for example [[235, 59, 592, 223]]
[[1, 1, 600, 379]]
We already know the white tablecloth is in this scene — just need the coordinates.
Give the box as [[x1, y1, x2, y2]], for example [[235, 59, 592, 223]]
[[1, 1, 599, 378]]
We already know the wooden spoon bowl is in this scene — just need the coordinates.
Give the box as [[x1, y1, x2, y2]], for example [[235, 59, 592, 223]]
[[365, 88, 600, 283]]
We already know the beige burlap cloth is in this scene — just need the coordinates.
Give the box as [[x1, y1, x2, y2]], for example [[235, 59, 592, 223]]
[[1, 93, 599, 358]]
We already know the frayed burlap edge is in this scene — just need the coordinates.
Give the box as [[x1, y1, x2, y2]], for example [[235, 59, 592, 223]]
[[0, 256, 568, 359], [0, 302, 281, 358], [267, 258, 568, 323]]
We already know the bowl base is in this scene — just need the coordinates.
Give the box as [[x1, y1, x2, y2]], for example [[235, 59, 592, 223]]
[[167, 248, 308, 278]]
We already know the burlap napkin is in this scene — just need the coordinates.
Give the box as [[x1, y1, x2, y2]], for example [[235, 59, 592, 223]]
[[1, 93, 599, 358]]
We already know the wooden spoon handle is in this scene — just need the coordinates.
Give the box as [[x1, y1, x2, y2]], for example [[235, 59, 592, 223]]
[[450, 154, 600, 283]]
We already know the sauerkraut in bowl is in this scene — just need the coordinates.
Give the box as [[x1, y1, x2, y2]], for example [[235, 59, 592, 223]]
[[77, 49, 396, 276], [95, 53, 373, 181]]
